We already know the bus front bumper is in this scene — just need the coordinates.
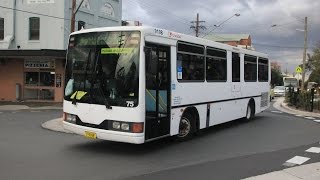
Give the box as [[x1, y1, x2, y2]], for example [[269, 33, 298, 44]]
[[63, 121, 145, 144]]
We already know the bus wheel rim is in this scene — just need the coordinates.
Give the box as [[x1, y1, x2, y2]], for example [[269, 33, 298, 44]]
[[178, 117, 191, 137]]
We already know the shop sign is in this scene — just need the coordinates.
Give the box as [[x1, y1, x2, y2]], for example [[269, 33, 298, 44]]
[[24, 60, 55, 69]]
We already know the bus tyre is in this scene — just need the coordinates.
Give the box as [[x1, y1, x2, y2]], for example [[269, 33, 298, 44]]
[[175, 113, 196, 141], [245, 103, 255, 120]]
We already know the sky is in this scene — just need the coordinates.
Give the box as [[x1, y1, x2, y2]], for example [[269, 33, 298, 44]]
[[122, 0, 320, 74]]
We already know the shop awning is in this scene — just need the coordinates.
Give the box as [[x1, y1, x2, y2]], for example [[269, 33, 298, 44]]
[[0, 49, 66, 58]]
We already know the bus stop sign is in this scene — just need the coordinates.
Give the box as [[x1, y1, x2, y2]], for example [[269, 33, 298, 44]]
[[296, 66, 302, 74]]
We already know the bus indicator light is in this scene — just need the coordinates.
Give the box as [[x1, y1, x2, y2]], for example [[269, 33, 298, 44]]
[[132, 123, 144, 133]]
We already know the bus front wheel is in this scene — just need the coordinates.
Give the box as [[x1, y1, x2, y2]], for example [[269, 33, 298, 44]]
[[176, 113, 196, 141]]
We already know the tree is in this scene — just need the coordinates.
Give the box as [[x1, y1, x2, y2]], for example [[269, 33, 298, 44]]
[[271, 61, 283, 86], [308, 43, 320, 84]]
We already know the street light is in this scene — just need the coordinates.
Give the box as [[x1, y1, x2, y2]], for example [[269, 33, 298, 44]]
[[202, 13, 240, 38]]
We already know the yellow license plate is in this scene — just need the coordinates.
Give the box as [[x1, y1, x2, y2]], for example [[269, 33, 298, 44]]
[[84, 131, 97, 139]]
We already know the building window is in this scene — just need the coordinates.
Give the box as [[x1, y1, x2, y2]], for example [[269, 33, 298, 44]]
[[78, 21, 85, 30], [177, 42, 205, 81], [232, 53, 240, 82], [25, 71, 55, 86], [0, 18, 4, 40], [206, 48, 227, 82], [258, 58, 269, 82], [244, 55, 257, 82], [29, 17, 40, 40]]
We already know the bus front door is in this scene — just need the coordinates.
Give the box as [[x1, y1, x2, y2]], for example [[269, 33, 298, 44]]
[[145, 43, 171, 140]]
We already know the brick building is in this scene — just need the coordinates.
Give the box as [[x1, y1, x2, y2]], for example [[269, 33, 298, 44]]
[[205, 34, 254, 50]]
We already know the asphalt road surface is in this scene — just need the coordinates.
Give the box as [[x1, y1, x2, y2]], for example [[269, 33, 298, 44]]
[[1, 102, 320, 180]]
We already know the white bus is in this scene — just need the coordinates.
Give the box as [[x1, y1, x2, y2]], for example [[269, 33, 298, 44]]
[[283, 77, 299, 88], [63, 26, 270, 144]]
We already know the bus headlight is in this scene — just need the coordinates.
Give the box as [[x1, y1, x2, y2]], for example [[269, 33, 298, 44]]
[[121, 123, 130, 131], [64, 113, 77, 123], [112, 122, 121, 130]]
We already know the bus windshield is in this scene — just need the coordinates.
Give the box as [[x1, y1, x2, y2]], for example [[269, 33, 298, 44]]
[[64, 31, 141, 107]]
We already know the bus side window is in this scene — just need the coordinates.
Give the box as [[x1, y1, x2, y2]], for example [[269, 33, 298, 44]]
[[232, 53, 240, 82]]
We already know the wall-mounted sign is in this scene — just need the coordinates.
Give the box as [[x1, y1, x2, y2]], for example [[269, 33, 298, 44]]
[[27, 0, 55, 4], [77, 0, 91, 11], [101, 2, 115, 17], [24, 60, 55, 69]]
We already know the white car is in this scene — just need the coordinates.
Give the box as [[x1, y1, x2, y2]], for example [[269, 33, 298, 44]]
[[273, 86, 285, 96]]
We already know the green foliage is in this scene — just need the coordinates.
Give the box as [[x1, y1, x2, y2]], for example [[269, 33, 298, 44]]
[[296, 91, 312, 110], [271, 68, 283, 86], [308, 43, 320, 84]]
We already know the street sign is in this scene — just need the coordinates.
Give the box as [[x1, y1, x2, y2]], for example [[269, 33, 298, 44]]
[[296, 66, 302, 74]]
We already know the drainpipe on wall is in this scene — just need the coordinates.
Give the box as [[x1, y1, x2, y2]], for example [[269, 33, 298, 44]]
[[12, 0, 16, 44]]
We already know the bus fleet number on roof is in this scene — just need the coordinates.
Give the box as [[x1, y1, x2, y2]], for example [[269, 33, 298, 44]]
[[154, 28, 164, 36]]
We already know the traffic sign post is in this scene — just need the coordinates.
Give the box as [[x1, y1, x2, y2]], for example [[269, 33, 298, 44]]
[[296, 66, 302, 74]]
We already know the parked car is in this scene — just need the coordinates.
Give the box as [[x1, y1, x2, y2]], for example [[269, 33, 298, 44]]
[[273, 86, 286, 96]]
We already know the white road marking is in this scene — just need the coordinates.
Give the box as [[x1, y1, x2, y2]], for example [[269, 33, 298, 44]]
[[314, 120, 320, 123], [305, 117, 316, 120], [30, 110, 41, 113], [11, 112, 17, 114], [271, 111, 283, 113], [0, 112, 3, 114], [285, 156, 310, 165], [295, 114, 303, 117], [306, 147, 320, 153]]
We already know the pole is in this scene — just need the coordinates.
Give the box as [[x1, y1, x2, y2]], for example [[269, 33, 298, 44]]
[[301, 16, 308, 91], [196, 13, 199, 37], [190, 13, 205, 37], [70, 0, 76, 33]]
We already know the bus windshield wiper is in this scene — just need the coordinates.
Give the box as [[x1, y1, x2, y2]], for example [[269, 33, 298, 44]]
[[90, 51, 112, 109], [72, 49, 92, 105]]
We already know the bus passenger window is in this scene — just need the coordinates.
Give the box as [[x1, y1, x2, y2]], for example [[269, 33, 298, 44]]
[[244, 55, 257, 82], [258, 58, 269, 82], [177, 42, 204, 81], [206, 48, 227, 82], [232, 53, 240, 82]]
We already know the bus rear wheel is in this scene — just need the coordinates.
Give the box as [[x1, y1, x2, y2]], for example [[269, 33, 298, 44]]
[[176, 113, 196, 141], [245, 102, 255, 120]]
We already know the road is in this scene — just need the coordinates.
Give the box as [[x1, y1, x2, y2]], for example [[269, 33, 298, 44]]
[[1, 102, 320, 180]]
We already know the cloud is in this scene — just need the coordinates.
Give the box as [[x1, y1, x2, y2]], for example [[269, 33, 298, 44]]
[[122, 0, 320, 73]]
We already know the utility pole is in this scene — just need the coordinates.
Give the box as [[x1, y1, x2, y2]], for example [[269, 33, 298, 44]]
[[190, 13, 206, 37], [301, 16, 308, 91], [70, 0, 84, 33], [70, 0, 76, 33]]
